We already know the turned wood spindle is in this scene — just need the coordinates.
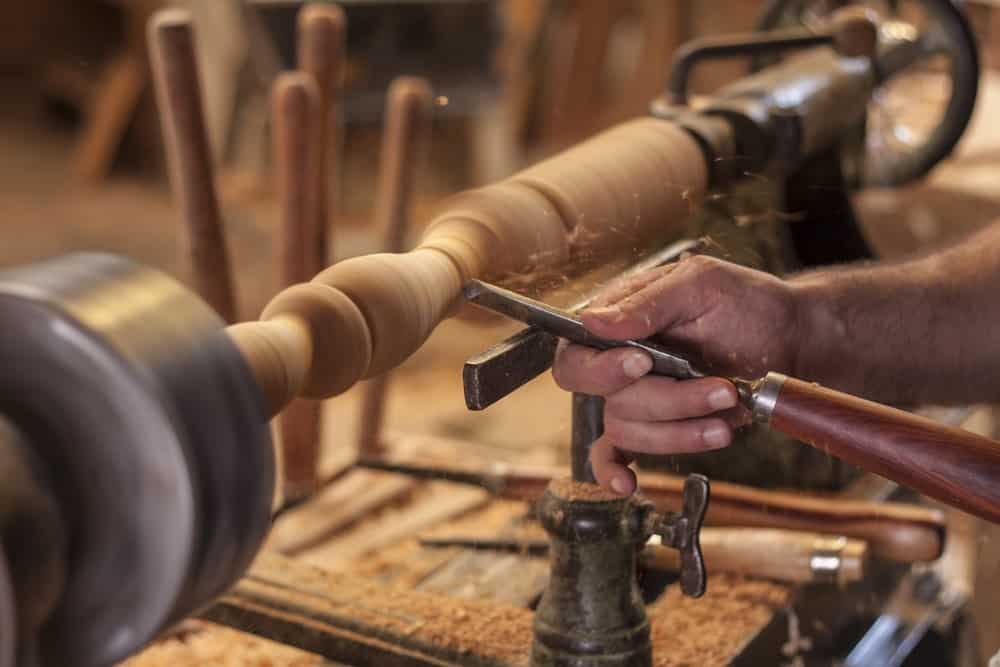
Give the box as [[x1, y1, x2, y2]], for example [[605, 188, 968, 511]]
[[297, 3, 346, 273], [228, 117, 708, 420], [272, 72, 325, 496], [148, 9, 237, 322], [358, 77, 434, 457]]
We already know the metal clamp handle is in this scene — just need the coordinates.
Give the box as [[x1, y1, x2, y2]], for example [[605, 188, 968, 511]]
[[644, 474, 710, 597]]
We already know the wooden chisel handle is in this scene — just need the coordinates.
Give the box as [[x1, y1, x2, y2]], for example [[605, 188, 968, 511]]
[[754, 373, 1000, 525], [642, 528, 867, 586]]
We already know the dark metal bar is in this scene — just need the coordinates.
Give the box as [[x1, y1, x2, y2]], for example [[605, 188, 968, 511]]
[[463, 280, 704, 381], [571, 394, 602, 484]]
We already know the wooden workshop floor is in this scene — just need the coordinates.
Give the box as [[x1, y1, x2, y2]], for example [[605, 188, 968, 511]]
[[6, 71, 1000, 665]]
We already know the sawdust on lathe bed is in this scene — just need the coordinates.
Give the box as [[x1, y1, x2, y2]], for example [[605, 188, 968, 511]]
[[119, 622, 326, 667], [648, 574, 792, 667]]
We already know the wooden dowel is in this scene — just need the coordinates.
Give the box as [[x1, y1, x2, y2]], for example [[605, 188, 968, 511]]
[[373, 78, 434, 253], [358, 77, 433, 457], [148, 9, 237, 322], [297, 3, 346, 273], [274, 73, 322, 288], [272, 72, 324, 497]]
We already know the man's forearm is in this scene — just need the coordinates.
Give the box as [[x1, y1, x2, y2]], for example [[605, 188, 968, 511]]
[[789, 222, 1000, 405]]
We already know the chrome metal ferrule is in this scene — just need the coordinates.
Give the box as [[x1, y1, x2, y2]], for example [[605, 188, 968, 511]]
[[750, 372, 787, 424], [809, 536, 848, 585]]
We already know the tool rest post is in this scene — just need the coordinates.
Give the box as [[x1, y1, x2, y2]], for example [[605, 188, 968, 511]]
[[533, 482, 652, 667], [571, 394, 603, 483]]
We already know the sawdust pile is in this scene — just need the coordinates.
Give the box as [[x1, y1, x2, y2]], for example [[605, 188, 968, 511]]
[[648, 574, 791, 667], [548, 478, 622, 501], [119, 622, 324, 667], [385, 593, 533, 666]]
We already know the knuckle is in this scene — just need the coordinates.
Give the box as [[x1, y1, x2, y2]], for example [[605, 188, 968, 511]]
[[683, 254, 716, 273], [604, 392, 629, 416], [602, 417, 627, 443], [550, 360, 568, 388], [686, 254, 729, 283], [675, 425, 708, 450], [551, 346, 589, 390]]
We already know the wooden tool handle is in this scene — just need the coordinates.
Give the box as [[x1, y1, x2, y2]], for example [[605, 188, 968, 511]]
[[641, 528, 867, 585], [148, 10, 237, 323], [767, 374, 1000, 524], [367, 450, 947, 563]]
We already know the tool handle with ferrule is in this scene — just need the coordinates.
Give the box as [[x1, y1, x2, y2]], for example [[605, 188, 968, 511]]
[[642, 528, 867, 585], [762, 374, 1000, 524]]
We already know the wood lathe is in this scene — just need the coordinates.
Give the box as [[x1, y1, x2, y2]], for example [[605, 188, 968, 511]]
[[0, 2, 987, 667]]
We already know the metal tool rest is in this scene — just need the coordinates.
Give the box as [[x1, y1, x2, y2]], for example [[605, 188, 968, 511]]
[[464, 240, 711, 667]]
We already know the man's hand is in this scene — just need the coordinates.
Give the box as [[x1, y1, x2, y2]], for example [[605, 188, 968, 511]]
[[552, 255, 803, 495]]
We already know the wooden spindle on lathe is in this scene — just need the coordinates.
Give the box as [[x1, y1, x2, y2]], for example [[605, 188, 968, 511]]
[[148, 9, 237, 322], [357, 77, 434, 457], [272, 72, 324, 497], [227, 118, 708, 418], [297, 3, 346, 273]]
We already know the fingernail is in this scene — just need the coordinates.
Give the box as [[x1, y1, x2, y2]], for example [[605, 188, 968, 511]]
[[610, 475, 631, 495], [702, 424, 730, 449], [622, 352, 653, 379], [707, 386, 737, 411]]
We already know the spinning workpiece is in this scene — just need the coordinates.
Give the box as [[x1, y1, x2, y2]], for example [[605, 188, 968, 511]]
[[228, 117, 708, 416]]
